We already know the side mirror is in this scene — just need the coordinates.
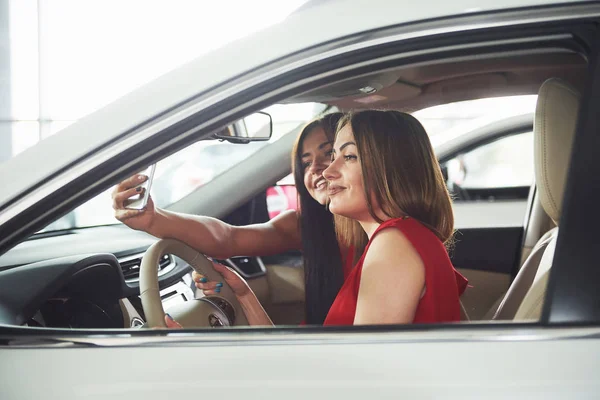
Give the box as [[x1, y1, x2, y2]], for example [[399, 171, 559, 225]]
[[213, 111, 273, 144]]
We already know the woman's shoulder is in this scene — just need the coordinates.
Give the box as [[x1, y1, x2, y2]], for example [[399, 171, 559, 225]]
[[361, 227, 425, 284], [372, 217, 447, 256], [364, 227, 422, 268], [376, 216, 426, 228], [375, 217, 435, 239]]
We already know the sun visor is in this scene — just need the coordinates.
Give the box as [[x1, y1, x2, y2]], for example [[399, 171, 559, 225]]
[[280, 72, 399, 103]]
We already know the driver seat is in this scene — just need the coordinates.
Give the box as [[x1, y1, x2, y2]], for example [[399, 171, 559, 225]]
[[492, 78, 580, 321]]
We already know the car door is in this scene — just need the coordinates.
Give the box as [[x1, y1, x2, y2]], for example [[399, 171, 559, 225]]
[[2, 4, 600, 400]]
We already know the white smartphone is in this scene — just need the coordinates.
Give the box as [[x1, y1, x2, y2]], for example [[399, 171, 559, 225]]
[[124, 164, 156, 210]]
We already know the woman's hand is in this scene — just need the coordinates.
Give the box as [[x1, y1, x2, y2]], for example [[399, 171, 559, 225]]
[[111, 174, 157, 232], [194, 261, 273, 326], [164, 314, 182, 329], [193, 261, 251, 298]]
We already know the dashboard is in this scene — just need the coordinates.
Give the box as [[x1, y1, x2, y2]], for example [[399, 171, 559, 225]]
[[0, 225, 196, 329], [0, 224, 267, 329]]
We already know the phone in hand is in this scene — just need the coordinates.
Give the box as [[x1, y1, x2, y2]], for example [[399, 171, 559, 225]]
[[124, 164, 156, 210]]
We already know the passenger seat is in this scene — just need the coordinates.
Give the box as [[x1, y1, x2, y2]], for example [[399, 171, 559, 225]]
[[492, 78, 580, 321]]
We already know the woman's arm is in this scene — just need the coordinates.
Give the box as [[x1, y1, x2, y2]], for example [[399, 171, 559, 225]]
[[149, 208, 302, 260], [237, 291, 274, 326], [353, 229, 425, 325], [114, 175, 302, 259]]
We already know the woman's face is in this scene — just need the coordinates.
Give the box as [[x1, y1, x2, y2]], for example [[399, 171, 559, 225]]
[[323, 124, 370, 220], [301, 127, 333, 205]]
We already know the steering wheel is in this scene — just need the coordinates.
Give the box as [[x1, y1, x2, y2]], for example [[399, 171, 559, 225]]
[[139, 238, 248, 328]]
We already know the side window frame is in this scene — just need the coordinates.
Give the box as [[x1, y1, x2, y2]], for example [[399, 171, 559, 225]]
[[542, 27, 600, 325]]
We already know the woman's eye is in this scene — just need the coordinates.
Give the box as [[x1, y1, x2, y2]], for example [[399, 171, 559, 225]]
[[344, 155, 357, 161], [325, 150, 333, 157], [302, 161, 311, 170]]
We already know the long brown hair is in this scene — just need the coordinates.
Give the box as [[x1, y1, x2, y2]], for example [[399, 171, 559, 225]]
[[334, 110, 454, 250], [292, 112, 346, 325]]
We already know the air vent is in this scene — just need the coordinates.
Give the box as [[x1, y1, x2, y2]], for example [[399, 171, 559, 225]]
[[119, 253, 173, 281]]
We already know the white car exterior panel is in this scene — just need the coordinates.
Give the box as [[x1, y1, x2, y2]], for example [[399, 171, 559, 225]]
[[1, 327, 599, 399]]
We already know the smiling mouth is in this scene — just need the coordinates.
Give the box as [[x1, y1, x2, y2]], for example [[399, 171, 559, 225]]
[[314, 179, 327, 191], [328, 185, 345, 196]]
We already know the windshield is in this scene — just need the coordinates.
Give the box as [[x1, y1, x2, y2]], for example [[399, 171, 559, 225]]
[[40, 103, 327, 232]]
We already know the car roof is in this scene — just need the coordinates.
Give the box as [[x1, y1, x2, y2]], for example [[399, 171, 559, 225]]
[[0, 0, 582, 209]]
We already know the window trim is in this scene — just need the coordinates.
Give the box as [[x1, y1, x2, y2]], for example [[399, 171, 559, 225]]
[[542, 26, 600, 325]]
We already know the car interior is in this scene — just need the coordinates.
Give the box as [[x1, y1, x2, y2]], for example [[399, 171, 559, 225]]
[[0, 21, 590, 330]]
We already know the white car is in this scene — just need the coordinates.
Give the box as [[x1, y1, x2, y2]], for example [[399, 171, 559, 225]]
[[1, 1, 599, 398]]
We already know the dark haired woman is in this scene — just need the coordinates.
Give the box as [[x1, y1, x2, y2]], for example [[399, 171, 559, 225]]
[[112, 113, 353, 325]]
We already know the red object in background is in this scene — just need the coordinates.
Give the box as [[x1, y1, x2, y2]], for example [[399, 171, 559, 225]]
[[266, 185, 298, 219]]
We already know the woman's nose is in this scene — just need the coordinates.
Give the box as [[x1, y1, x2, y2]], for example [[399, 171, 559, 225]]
[[309, 157, 329, 175], [323, 159, 339, 181], [308, 162, 324, 176]]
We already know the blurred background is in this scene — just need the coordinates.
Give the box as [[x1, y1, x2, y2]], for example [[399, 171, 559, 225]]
[[0, 0, 309, 160]]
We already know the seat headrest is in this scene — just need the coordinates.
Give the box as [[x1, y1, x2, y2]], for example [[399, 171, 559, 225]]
[[534, 78, 580, 224]]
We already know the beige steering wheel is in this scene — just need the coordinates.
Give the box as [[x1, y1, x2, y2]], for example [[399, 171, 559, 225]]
[[139, 238, 248, 328]]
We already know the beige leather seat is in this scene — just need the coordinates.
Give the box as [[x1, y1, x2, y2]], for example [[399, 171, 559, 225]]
[[492, 77, 580, 321]]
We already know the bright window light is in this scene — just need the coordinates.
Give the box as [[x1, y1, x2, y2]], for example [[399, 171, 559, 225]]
[[8, 0, 39, 120], [42, 0, 308, 120]]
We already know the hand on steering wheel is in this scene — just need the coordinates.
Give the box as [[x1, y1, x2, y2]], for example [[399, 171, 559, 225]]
[[165, 314, 182, 328], [140, 239, 249, 328], [193, 261, 250, 298]]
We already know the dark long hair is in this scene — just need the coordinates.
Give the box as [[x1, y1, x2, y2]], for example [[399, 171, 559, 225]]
[[292, 112, 345, 325]]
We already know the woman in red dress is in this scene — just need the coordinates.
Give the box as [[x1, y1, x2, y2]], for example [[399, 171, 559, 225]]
[[322, 110, 466, 325], [178, 110, 466, 327]]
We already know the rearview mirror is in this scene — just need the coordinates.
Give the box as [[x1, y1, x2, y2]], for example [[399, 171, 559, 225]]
[[213, 111, 273, 144]]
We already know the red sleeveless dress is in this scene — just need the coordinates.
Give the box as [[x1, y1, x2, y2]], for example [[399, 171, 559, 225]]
[[324, 217, 468, 325]]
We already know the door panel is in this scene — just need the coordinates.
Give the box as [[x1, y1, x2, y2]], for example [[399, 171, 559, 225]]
[[451, 226, 523, 274], [5, 329, 600, 399], [456, 269, 511, 320], [451, 200, 529, 320], [263, 264, 305, 324], [246, 267, 303, 325], [242, 249, 305, 325]]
